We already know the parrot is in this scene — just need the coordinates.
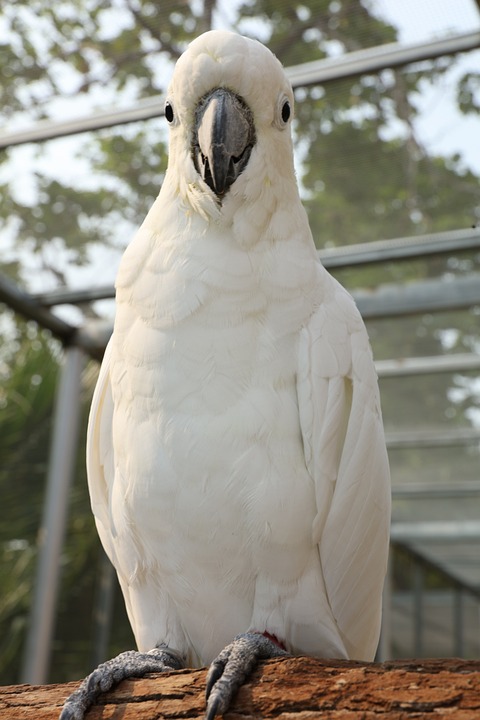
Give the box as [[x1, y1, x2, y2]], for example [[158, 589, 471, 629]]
[[60, 29, 391, 720]]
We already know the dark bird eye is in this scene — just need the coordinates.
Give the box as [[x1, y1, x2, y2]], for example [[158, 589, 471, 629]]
[[281, 100, 291, 123], [165, 101, 174, 123]]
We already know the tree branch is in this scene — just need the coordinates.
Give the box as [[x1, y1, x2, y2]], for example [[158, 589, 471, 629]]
[[5, 657, 480, 719]]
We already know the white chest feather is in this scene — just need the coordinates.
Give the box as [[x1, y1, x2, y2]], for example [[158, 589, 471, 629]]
[[108, 219, 321, 602]]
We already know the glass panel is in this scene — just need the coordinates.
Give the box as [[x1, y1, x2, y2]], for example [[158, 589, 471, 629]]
[[366, 310, 480, 360], [380, 369, 480, 431], [392, 496, 480, 524], [389, 444, 480, 486]]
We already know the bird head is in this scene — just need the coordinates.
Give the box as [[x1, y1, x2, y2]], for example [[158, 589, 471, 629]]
[[163, 31, 296, 212]]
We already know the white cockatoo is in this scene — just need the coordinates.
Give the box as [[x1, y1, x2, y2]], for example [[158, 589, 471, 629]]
[[61, 30, 390, 720]]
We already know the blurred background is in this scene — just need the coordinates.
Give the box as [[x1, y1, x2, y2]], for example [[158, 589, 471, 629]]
[[0, 0, 479, 685]]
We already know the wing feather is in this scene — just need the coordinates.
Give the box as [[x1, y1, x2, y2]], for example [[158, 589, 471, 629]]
[[297, 273, 391, 661], [86, 339, 116, 565]]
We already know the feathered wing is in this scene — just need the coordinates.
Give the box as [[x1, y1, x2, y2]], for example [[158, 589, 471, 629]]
[[86, 339, 117, 563], [86, 340, 139, 631], [297, 270, 391, 661]]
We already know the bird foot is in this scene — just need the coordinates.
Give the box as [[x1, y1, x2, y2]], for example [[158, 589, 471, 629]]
[[59, 645, 184, 720], [205, 632, 288, 720]]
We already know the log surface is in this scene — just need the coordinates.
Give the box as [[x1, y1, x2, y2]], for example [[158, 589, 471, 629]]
[[1, 657, 480, 719]]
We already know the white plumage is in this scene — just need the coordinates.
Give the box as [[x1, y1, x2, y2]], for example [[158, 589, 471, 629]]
[[87, 30, 391, 672]]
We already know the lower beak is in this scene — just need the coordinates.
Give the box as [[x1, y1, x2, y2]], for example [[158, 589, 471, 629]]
[[192, 88, 255, 198]]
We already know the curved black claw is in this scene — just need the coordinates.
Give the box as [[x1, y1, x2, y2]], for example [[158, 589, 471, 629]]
[[205, 632, 288, 720], [59, 645, 184, 720]]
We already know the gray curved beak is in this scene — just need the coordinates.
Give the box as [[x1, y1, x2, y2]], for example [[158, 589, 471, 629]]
[[192, 88, 256, 198]]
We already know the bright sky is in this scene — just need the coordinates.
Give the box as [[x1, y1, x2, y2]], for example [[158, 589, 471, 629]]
[[372, 0, 480, 173], [374, 0, 479, 42]]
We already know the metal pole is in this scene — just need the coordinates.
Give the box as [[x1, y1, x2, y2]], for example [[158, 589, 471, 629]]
[[453, 587, 465, 657], [413, 562, 424, 657], [21, 346, 84, 684], [377, 551, 393, 661], [91, 550, 116, 668], [0, 271, 75, 343], [1, 31, 479, 149]]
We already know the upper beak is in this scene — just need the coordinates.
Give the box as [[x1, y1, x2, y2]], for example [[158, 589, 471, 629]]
[[192, 88, 255, 199]]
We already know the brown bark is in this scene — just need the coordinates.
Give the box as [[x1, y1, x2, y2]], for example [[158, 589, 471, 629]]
[[2, 656, 479, 719]]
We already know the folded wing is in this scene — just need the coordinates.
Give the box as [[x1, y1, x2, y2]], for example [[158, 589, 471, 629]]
[[297, 272, 391, 661]]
